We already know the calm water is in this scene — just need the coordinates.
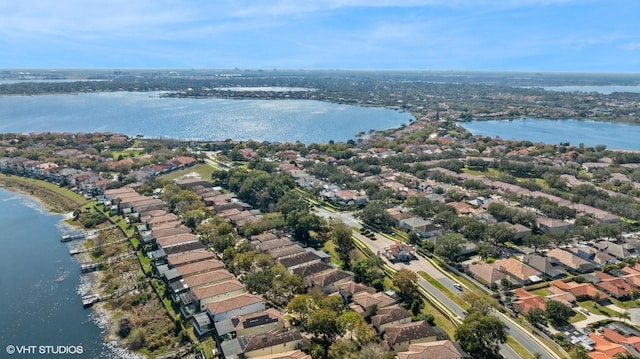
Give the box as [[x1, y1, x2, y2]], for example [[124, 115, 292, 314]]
[[543, 85, 640, 94], [461, 118, 640, 150], [0, 92, 413, 144], [0, 188, 117, 358]]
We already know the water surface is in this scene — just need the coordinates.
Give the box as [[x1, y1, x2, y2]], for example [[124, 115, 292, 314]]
[[0, 92, 412, 144], [461, 118, 640, 150]]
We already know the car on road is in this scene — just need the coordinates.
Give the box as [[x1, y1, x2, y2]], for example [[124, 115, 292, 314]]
[[453, 283, 463, 291]]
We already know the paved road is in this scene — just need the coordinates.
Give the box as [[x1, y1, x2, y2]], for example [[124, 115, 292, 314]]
[[315, 207, 560, 359]]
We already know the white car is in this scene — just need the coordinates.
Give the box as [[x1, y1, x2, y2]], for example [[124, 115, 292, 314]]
[[453, 283, 463, 291]]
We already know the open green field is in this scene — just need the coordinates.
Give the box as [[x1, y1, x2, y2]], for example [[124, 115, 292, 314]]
[[0, 173, 90, 212], [159, 163, 216, 182]]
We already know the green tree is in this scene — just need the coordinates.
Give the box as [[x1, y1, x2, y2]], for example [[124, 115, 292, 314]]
[[407, 230, 421, 245], [287, 294, 314, 326], [435, 232, 465, 262], [569, 345, 590, 359], [545, 300, 572, 326], [526, 307, 547, 328], [485, 222, 516, 248], [332, 222, 354, 270], [328, 339, 359, 359], [359, 342, 390, 359], [308, 309, 343, 350], [455, 312, 507, 359], [357, 201, 393, 229], [462, 292, 498, 316], [392, 269, 419, 301], [523, 234, 551, 254]]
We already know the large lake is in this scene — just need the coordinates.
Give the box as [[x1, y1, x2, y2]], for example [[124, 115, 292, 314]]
[[0, 188, 126, 358], [0, 92, 413, 144], [461, 118, 640, 150]]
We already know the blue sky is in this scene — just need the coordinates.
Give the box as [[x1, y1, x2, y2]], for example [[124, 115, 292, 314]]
[[1, 0, 638, 71]]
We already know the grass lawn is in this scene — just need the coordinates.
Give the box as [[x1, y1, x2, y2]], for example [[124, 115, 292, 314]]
[[531, 288, 549, 297], [422, 299, 457, 338], [322, 240, 342, 267], [578, 300, 619, 317], [610, 297, 640, 309], [461, 167, 501, 177], [507, 337, 537, 359], [568, 310, 587, 323], [159, 163, 216, 182], [0, 173, 90, 211], [417, 271, 468, 309], [198, 336, 217, 359]]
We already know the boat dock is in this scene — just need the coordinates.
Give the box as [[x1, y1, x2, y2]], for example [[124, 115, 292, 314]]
[[81, 280, 149, 308], [69, 237, 130, 256], [61, 233, 86, 242], [79, 251, 135, 273], [80, 262, 101, 273]]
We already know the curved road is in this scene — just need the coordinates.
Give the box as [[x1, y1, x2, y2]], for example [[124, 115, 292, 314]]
[[315, 207, 560, 359]]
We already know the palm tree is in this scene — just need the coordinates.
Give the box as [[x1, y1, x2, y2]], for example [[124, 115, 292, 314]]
[[533, 352, 543, 359], [617, 310, 631, 323]]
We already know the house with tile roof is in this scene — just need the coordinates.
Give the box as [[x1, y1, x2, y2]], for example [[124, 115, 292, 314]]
[[308, 268, 354, 294], [586, 332, 628, 359], [494, 258, 543, 286], [371, 304, 412, 333], [512, 288, 546, 314], [467, 262, 505, 287], [248, 350, 310, 359], [350, 291, 397, 318], [204, 293, 266, 323], [221, 331, 308, 359], [546, 285, 577, 307], [552, 280, 609, 302], [522, 254, 566, 279], [384, 321, 439, 353], [396, 340, 470, 359], [547, 248, 597, 274], [214, 308, 286, 343], [594, 271, 635, 299]]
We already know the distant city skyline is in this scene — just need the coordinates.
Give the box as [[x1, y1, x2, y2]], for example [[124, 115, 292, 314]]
[[1, 0, 638, 72]]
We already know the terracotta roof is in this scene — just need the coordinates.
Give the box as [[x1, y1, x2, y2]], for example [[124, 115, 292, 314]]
[[468, 262, 505, 284], [494, 258, 542, 282], [587, 333, 627, 359], [183, 269, 235, 288], [205, 293, 264, 315], [242, 331, 305, 353], [309, 269, 352, 289], [337, 281, 376, 297], [176, 258, 225, 277], [371, 305, 412, 328], [397, 340, 471, 359], [512, 288, 546, 314], [192, 280, 244, 300], [385, 321, 438, 349], [249, 349, 311, 359], [352, 291, 397, 311], [167, 250, 217, 267]]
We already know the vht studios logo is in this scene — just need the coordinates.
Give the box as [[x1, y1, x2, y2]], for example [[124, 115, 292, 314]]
[[6, 345, 84, 355]]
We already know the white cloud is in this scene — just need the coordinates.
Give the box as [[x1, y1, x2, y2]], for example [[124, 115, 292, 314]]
[[622, 42, 640, 51]]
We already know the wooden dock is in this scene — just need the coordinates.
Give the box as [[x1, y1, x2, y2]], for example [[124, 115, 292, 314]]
[[81, 280, 149, 308], [61, 233, 86, 242], [79, 251, 135, 273], [80, 262, 100, 273], [69, 237, 129, 256]]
